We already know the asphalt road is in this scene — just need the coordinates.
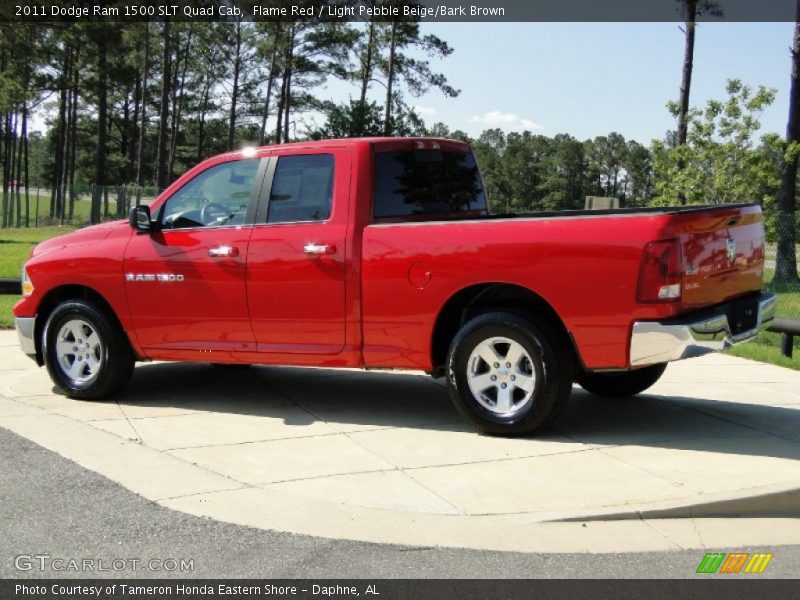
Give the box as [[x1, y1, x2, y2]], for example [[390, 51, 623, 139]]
[[1, 426, 798, 579]]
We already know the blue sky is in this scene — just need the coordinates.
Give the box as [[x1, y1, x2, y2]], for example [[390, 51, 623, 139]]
[[320, 22, 795, 144]]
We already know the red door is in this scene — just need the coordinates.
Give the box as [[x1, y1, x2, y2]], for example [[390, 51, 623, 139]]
[[246, 147, 350, 354], [124, 157, 263, 352]]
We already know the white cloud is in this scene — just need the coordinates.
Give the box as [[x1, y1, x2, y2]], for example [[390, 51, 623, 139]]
[[413, 105, 437, 116], [468, 110, 542, 131]]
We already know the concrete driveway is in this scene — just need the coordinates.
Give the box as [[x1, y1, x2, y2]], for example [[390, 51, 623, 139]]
[[1, 330, 799, 553]]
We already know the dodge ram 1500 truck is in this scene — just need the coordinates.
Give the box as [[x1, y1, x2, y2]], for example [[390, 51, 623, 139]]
[[14, 137, 776, 435]]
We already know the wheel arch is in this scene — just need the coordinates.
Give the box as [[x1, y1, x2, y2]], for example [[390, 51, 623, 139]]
[[33, 284, 135, 366], [430, 282, 581, 374]]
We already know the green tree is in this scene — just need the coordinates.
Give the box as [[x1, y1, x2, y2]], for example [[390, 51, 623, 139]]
[[0, 16, 462, 224], [309, 100, 385, 138], [379, 3, 458, 134], [309, 98, 426, 139], [221, 18, 261, 151], [621, 140, 654, 206], [0, 22, 48, 227], [674, 0, 722, 204], [273, 19, 355, 143], [585, 133, 628, 199], [255, 20, 284, 145], [652, 79, 777, 206], [542, 134, 587, 210], [154, 20, 172, 191], [471, 129, 508, 212]]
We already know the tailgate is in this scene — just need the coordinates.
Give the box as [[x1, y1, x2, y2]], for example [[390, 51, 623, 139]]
[[674, 205, 765, 309]]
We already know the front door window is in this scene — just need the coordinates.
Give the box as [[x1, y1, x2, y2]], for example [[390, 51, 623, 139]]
[[161, 158, 260, 229]]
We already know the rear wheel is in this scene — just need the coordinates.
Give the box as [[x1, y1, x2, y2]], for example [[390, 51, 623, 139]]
[[446, 312, 573, 436], [578, 363, 667, 398], [43, 299, 134, 399]]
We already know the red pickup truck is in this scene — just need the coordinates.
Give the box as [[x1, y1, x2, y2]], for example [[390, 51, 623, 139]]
[[14, 137, 776, 435]]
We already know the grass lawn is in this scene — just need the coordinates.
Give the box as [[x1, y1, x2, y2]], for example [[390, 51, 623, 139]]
[[5, 191, 131, 228], [0, 295, 17, 329], [0, 226, 77, 329], [764, 268, 800, 318], [727, 331, 800, 370], [0, 226, 77, 278], [726, 268, 800, 370]]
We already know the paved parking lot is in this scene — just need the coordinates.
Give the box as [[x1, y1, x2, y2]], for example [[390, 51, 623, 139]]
[[5, 426, 800, 579], [1, 330, 799, 554]]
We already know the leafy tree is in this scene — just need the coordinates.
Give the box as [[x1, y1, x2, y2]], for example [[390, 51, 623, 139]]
[[309, 98, 426, 139], [309, 100, 385, 138], [674, 0, 722, 203], [354, 1, 385, 106], [0, 22, 49, 226], [757, 133, 788, 243], [379, 3, 458, 134], [154, 20, 172, 191], [585, 133, 628, 199], [541, 134, 587, 210], [652, 80, 777, 206], [471, 129, 510, 212], [427, 122, 451, 138], [272, 19, 355, 144], [255, 21, 284, 145], [220, 18, 260, 151], [0, 16, 463, 226], [133, 23, 151, 189], [467, 128, 655, 213], [622, 140, 654, 206]]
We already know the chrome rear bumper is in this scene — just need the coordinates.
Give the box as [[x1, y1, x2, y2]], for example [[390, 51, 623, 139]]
[[629, 293, 777, 367], [15, 316, 36, 358]]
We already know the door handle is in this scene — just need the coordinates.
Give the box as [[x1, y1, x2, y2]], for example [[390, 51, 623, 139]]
[[304, 243, 336, 256], [208, 245, 239, 258]]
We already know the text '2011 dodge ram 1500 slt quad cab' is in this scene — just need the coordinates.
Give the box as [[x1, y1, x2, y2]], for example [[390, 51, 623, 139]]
[[14, 137, 776, 435]]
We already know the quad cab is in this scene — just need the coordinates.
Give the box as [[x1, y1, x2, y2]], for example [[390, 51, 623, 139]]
[[14, 138, 776, 435]]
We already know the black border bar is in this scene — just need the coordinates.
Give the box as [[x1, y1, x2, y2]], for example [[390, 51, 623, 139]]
[[4, 579, 800, 600], [1, 0, 799, 23]]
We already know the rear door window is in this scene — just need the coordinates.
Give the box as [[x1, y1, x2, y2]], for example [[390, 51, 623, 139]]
[[267, 154, 334, 223], [373, 150, 487, 219]]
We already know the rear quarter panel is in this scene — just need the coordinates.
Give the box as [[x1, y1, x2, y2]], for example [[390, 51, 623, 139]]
[[361, 214, 680, 371]]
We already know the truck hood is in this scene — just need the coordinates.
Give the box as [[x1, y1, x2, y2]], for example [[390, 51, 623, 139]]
[[31, 220, 128, 258]]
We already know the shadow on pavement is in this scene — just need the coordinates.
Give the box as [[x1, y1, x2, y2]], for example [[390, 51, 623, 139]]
[[107, 361, 800, 460]]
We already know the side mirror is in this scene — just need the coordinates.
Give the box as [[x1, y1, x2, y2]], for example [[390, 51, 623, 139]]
[[129, 205, 153, 233]]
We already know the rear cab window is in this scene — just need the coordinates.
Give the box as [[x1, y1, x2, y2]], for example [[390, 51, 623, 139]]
[[373, 149, 488, 221]]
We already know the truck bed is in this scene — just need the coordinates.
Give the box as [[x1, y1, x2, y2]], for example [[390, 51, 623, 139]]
[[486, 203, 759, 221], [362, 202, 765, 371]]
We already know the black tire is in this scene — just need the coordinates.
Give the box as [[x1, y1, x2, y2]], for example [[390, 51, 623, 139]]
[[578, 363, 667, 398], [42, 299, 135, 399], [446, 312, 574, 436]]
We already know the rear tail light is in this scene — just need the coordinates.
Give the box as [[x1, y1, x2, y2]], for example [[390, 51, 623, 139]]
[[637, 238, 682, 303]]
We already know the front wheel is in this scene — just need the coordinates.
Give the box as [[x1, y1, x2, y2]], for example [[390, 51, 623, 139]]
[[446, 312, 574, 436], [578, 363, 667, 398], [43, 299, 135, 399]]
